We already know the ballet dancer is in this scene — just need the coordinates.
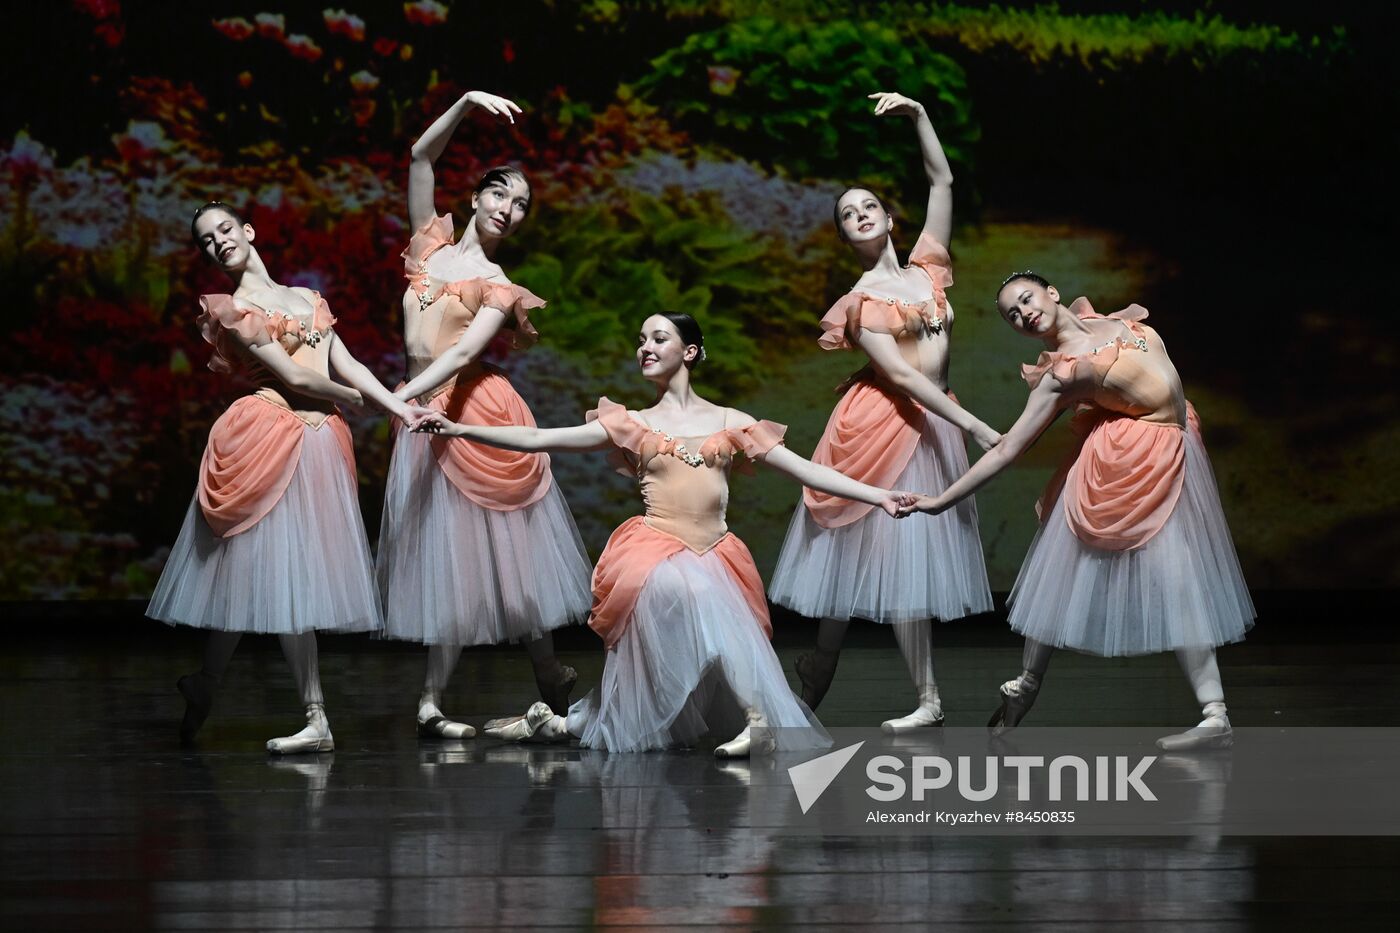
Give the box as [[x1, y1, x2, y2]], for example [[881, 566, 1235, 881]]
[[901, 272, 1255, 750], [769, 92, 999, 732], [377, 91, 593, 739], [150, 201, 432, 753], [414, 313, 910, 757]]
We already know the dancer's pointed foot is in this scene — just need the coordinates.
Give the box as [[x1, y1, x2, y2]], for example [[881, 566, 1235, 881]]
[[987, 673, 1040, 736], [484, 701, 556, 742], [267, 703, 335, 754], [1156, 705, 1233, 751], [881, 703, 945, 735], [417, 702, 476, 740], [715, 710, 774, 759], [536, 664, 578, 717], [177, 672, 215, 745], [795, 650, 839, 710]]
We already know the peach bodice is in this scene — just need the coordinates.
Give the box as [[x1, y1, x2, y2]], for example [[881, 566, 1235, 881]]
[[587, 397, 787, 554], [1021, 300, 1199, 551], [818, 231, 956, 383], [194, 293, 354, 537], [400, 213, 544, 397]]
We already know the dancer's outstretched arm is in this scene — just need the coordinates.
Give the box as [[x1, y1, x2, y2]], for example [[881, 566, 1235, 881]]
[[412, 410, 610, 453], [327, 334, 432, 421], [858, 330, 1001, 450], [394, 307, 507, 402], [870, 91, 953, 249], [408, 90, 521, 230], [730, 412, 906, 516], [903, 379, 1065, 515], [227, 307, 362, 407]]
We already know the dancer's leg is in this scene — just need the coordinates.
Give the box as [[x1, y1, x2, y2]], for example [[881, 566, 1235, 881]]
[[882, 620, 945, 733], [525, 632, 578, 715], [417, 644, 475, 739], [1157, 646, 1232, 750], [177, 631, 241, 743], [989, 638, 1054, 733], [267, 633, 334, 754], [795, 616, 849, 710]]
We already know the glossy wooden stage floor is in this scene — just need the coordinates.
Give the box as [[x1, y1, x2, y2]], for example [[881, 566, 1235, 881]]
[[4, 607, 1400, 931]]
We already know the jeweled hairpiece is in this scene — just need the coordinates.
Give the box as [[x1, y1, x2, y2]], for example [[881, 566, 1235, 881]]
[[1000, 270, 1041, 289]]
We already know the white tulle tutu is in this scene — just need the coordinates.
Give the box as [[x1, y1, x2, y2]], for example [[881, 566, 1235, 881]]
[[1008, 430, 1255, 656], [375, 422, 592, 646], [148, 420, 383, 635], [566, 548, 830, 753], [769, 411, 993, 623]]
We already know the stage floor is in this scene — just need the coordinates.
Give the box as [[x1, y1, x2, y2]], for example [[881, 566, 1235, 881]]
[[4, 617, 1399, 930]]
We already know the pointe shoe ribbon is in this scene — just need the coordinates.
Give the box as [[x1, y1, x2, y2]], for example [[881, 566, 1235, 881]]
[[484, 701, 555, 742], [1155, 716, 1233, 751], [987, 676, 1039, 735], [881, 704, 945, 735], [417, 715, 476, 739], [715, 710, 774, 759], [267, 704, 335, 755]]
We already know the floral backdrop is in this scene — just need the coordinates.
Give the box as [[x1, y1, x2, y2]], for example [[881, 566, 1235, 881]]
[[3, 1, 1393, 600]]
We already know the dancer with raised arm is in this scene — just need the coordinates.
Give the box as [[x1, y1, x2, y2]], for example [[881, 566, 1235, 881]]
[[415, 313, 909, 757], [150, 202, 431, 753], [377, 91, 592, 740], [901, 273, 1255, 749], [770, 92, 999, 731]]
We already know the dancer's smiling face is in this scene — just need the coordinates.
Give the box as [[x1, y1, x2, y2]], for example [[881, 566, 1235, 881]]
[[636, 315, 699, 380], [471, 172, 531, 240], [834, 188, 891, 244], [997, 279, 1060, 338], [193, 207, 254, 272]]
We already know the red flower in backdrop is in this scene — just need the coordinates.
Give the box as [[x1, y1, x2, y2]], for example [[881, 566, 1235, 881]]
[[211, 17, 254, 40], [323, 8, 366, 41], [284, 34, 324, 61], [403, 0, 448, 26]]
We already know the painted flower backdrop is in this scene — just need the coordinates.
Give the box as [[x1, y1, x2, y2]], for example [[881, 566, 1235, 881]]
[[2, 1, 1387, 597]]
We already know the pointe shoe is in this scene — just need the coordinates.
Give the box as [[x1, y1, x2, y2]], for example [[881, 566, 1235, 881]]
[[1155, 715, 1233, 751], [484, 701, 555, 742], [267, 703, 335, 755], [794, 651, 838, 710], [881, 704, 946, 735], [715, 710, 774, 759], [987, 675, 1039, 736], [536, 664, 578, 717], [177, 672, 215, 744], [417, 714, 476, 740]]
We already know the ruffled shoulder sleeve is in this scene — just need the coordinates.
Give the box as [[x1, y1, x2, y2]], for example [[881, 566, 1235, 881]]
[[728, 419, 787, 460], [311, 293, 338, 333], [586, 397, 649, 456], [401, 213, 455, 277], [907, 231, 954, 294], [479, 281, 547, 350], [1021, 352, 1085, 390], [1107, 303, 1149, 324], [818, 293, 907, 351], [197, 294, 267, 374]]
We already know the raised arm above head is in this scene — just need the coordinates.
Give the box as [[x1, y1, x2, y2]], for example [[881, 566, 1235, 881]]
[[408, 91, 522, 231], [869, 91, 954, 250]]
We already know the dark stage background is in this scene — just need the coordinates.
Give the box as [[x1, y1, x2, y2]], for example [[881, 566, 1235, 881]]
[[2, 0, 1396, 604]]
